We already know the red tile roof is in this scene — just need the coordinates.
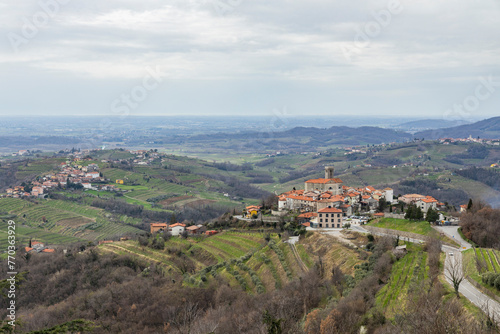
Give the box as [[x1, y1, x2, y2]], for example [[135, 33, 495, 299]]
[[298, 212, 318, 218], [318, 207, 342, 213], [305, 178, 343, 184]]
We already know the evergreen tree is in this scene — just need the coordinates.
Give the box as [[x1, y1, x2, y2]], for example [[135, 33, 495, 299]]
[[426, 207, 439, 222]]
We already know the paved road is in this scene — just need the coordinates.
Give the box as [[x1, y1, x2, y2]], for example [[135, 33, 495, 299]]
[[349, 224, 500, 322], [434, 225, 472, 250], [444, 248, 500, 321]]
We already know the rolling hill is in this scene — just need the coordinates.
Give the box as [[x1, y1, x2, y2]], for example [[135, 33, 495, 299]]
[[415, 117, 500, 139]]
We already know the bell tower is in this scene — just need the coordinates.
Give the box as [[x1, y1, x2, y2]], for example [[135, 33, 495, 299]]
[[325, 166, 334, 179]]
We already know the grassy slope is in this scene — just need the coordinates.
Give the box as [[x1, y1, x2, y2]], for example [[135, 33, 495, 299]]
[[369, 218, 459, 246], [462, 247, 500, 299], [0, 197, 143, 242]]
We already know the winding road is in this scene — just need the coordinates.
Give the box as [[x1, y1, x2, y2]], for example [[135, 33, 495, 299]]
[[350, 224, 500, 323]]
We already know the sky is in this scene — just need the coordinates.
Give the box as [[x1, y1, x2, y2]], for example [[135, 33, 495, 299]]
[[1, 0, 500, 120]]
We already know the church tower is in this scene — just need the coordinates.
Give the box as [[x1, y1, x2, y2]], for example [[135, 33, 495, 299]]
[[325, 166, 334, 179]]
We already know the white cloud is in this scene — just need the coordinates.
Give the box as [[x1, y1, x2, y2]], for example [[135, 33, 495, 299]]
[[0, 0, 499, 116]]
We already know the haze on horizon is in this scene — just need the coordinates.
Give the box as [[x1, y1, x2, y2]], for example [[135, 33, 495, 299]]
[[1, 0, 499, 120]]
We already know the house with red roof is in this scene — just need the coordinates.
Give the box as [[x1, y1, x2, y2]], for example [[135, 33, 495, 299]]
[[169, 223, 186, 236], [150, 223, 167, 234], [317, 207, 343, 228]]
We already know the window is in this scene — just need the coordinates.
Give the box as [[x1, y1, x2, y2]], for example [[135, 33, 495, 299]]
[[319, 213, 322, 217], [320, 219, 323, 222], [325, 213, 329, 217], [319, 223, 322, 227], [325, 224, 329, 228]]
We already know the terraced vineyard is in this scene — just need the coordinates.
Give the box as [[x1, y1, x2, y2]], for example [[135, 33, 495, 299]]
[[0, 221, 84, 251], [100, 232, 313, 294], [376, 245, 428, 318], [0, 197, 144, 242], [463, 247, 500, 297]]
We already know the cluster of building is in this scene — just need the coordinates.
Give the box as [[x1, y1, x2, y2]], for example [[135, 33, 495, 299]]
[[397, 193, 442, 212], [4, 161, 119, 198], [276, 166, 445, 229], [439, 136, 500, 146], [24, 241, 54, 254], [130, 150, 161, 165], [150, 222, 217, 236]]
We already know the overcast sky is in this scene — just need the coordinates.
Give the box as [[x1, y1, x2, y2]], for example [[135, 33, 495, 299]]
[[1, 0, 499, 120]]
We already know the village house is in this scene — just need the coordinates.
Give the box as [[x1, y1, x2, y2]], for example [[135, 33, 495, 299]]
[[150, 223, 168, 234], [316, 207, 343, 228], [245, 205, 261, 218], [398, 194, 426, 204], [460, 204, 468, 213], [169, 223, 186, 236], [25, 241, 55, 253], [186, 225, 207, 235], [416, 196, 438, 212]]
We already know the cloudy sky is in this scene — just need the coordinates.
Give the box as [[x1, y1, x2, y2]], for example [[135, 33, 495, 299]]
[[1, 0, 499, 120]]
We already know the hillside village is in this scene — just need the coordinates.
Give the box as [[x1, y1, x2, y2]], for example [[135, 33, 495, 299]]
[[270, 166, 446, 229]]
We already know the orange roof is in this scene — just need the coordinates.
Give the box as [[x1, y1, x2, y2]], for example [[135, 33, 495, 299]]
[[318, 207, 342, 213], [362, 195, 371, 199], [42, 248, 55, 253], [298, 212, 318, 218], [402, 194, 425, 198], [460, 204, 467, 208], [150, 223, 167, 227], [420, 198, 437, 203], [169, 223, 186, 228], [246, 205, 261, 210], [186, 225, 200, 230], [302, 222, 311, 227], [32, 241, 42, 246], [288, 195, 315, 201], [305, 178, 343, 184], [374, 213, 385, 217], [25, 247, 33, 252]]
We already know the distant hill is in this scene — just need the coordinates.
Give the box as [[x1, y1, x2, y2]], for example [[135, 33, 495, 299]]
[[186, 125, 413, 148], [415, 117, 500, 139], [396, 119, 470, 131]]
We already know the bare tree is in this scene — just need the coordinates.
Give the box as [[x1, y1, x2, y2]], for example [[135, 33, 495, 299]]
[[446, 253, 464, 298]]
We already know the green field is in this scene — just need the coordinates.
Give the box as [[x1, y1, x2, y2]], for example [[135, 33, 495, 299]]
[[376, 244, 428, 317], [462, 247, 500, 298], [0, 197, 145, 242], [370, 218, 435, 235], [369, 218, 458, 246], [0, 221, 84, 250]]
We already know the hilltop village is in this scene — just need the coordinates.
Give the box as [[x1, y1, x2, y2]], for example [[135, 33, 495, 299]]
[[269, 166, 445, 228]]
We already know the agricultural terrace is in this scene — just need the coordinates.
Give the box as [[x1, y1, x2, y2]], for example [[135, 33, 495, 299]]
[[376, 244, 428, 318], [0, 197, 144, 242], [462, 247, 500, 298], [100, 232, 316, 294], [0, 221, 84, 251]]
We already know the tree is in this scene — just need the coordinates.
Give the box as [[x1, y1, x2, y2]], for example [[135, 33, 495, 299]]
[[378, 198, 387, 212], [426, 207, 439, 223], [262, 310, 283, 334], [446, 254, 464, 298], [467, 198, 473, 210]]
